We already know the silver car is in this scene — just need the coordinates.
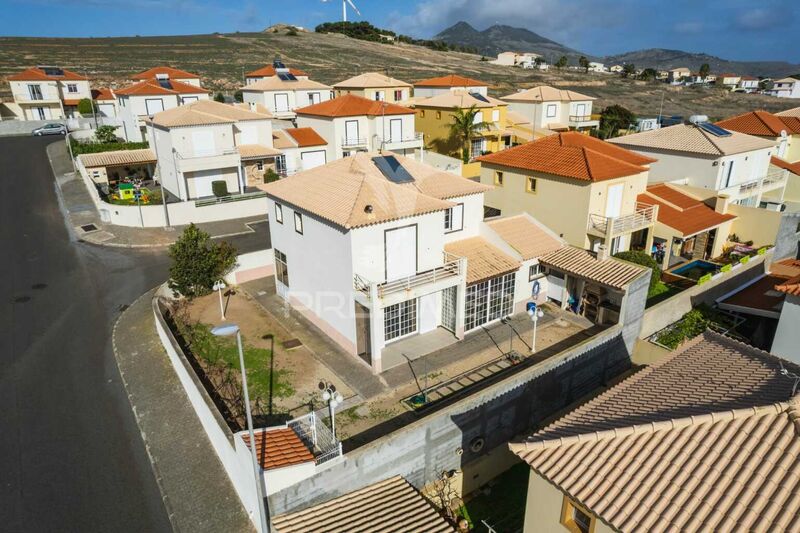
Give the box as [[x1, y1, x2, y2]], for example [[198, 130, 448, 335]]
[[32, 123, 67, 136]]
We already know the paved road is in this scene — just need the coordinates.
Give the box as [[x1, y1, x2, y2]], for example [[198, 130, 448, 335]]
[[0, 136, 269, 532]]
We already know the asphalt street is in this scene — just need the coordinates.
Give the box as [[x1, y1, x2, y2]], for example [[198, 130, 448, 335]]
[[0, 136, 269, 532]]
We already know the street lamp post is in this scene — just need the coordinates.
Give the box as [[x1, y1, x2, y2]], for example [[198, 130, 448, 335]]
[[527, 303, 545, 354], [213, 280, 227, 320], [318, 381, 343, 441], [211, 324, 270, 533]]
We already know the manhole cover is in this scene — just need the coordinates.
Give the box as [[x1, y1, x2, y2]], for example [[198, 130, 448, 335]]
[[282, 339, 303, 349], [80, 224, 99, 233], [31, 283, 47, 290], [14, 296, 31, 303]]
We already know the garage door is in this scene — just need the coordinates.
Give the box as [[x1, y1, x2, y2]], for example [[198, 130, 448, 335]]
[[274, 93, 289, 112], [145, 98, 164, 116], [97, 103, 116, 117], [192, 170, 223, 198], [300, 150, 326, 170]]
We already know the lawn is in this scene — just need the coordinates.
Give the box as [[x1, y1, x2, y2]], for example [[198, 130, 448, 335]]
[[652, 304, 738, 349], [463, 463, 530, 533], [645, 280, 684, 308]]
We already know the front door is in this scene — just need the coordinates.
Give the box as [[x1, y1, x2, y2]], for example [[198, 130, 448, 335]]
[[35, 107, 46, 120], [345, 120, 360, 145], [385, 225, 416, 281], [354, 302, 372, 366], [389, 118, 402, 142]]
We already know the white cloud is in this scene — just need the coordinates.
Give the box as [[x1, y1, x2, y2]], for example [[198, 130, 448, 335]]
[[673, 21, 703, 34]]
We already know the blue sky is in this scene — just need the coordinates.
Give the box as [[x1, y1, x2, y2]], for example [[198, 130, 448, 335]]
[[2, 0, 798, 63]]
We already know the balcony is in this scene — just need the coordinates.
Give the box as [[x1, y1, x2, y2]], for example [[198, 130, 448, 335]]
[[377, 132, 423, 150], [175, 148, 241, 173], [588, 203, 658, 238], [341, 137, 368, 148], [354, 252, 464, 300], [569, 114, 600, 128], [718, 168, 788, 198], [12, 92, 60, 104]]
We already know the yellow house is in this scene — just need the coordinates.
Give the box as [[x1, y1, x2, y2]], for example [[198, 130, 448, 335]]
[[477, 132, 659, 256], [333, 72, 412, 103]]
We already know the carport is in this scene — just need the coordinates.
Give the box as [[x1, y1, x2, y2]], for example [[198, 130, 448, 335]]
[[78, 148, 157, 192]]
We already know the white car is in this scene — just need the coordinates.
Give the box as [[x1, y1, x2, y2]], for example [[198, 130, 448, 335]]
[[32, 123, 67, 136]]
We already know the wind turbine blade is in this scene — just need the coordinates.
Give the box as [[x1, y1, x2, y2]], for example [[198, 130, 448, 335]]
[[346, 0, 361, 15]]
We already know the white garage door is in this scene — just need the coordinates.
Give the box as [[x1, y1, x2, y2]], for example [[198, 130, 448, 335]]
[[274, 93, 290, 112], [385, 225, 417, 281], [192, 170, 223, 198], [97, 103, 116, 117], [300, 150, 327, 170]]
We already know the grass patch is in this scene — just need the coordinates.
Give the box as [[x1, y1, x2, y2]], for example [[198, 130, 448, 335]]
[[464, 463, 530, 532], [652, 304, 736, 349], [645, 281, 683, 307]]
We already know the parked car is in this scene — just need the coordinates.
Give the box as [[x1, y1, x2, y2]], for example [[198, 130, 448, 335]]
[[32, 123, 66, 136]]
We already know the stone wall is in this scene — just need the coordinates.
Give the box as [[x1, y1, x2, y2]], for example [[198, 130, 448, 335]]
[[774, 211, 800, 261]]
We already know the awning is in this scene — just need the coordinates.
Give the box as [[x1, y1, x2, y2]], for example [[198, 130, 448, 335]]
[[540, 246, 646, 290], [78, 148, 157, 168]]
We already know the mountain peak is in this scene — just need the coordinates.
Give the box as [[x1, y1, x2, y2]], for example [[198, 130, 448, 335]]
[[434, 21, 585, 59]]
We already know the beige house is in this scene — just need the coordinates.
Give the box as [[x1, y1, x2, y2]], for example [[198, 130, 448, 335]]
[[717, 73, 742, 87], [272, 126, 329, 174], [413, 74, 489, 98], [501, 85, 598, 132], [668, 67, 691, 82], [511, 330, 800, 533], [130, 66, 202, 86], [333, 72, 413, 103], [477, 132, 658, 257], [717, 109, 800, 162], [7, 66, 92, 120], [240, 77, 332, 119]]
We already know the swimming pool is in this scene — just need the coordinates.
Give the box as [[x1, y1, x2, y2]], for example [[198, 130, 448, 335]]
[[670, 260, 720, 280]]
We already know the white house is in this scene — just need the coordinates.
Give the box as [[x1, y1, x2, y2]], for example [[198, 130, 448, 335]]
[[738, 76, 760, 92], [333, 72, 413, 103], [294, 94, 423, 159], [130, 66, 202, 87], [609, 123, 785, 207], [116, 75, 210, 142], [240, 76, 332, 120], [412, 74, 489, 98], [92, 88, 117, 118], [500, 85, 598, 131], [718, 73, 742, 88], [771, 261, 800, 361], [491, 52, 541, 68], [244, 61, 309, 85], [272, 126, 330, 174], [7, 66, 92, 120], [587, 62, 606, 73], [668, 67, 691, 83], [609, 65, 624, 74], [149, 100, 280, 200], [766, 77, 800, 99], [260, 152, 564, 373]]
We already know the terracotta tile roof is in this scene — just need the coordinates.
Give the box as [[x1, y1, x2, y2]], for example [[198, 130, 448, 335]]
[[245, 65, 307, 78], [638, 183, 736, 237], [241, 77, 331, 92], [776, 106, 800, 118], [271, 130, 295, 150], [272, 476, 455, 533], [78, 148, 156, 168], [414, 74, 487, 87], [608, 123, 777, 156], [779, 115, 800, 133], [478, 132, 653, 182], [284, 127, 327, 147], [240, 428, 314, 471], [149, 100, 268, 127], [716, 110, 799, 137], [387, 154, 491, 200], [238, 144, 281, 159], [718, 273, 791, 315], [540, 246, 647, 289], [774, 259, 800, 296], [445, 237, 520, 284], [91, 88, 114, 101], [501, 85, 595, 102], [131, 66, 200, 80], [771, 156, 800, 177], [412, 90, 506, 110], [115, 79, 209, 96], [334, 72, 412, 89], [231, 102, 273, 117], [260, 153, 455, 229], [7, 66, 87, 81], [486, 213, 564, 261], [510, 331, 800, 533], [295, 94, 413, 118]]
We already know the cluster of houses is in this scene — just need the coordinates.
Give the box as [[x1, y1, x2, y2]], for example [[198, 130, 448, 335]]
[[9, 60, 800, 532]]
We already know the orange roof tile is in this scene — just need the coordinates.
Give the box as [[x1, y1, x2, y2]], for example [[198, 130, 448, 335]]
[[7, 66, 88, 81], [131, 66, 200, 80], [284, 127, 327, 147], [716, 110, 798, 137], [638, 183, 737, 237], [540, 246, 646, 289], [295, 93, 413, 118], [779, 115, 800, 133], [774, 259, 800, 296], [245, 65, 307, 78], [478, 132, 654, 182], [771, 156, 800, 177], [91, 88, 114, 101], [115, 79, 209, 96], [240, 428, 314, 471], [414, 74, 487, 87]]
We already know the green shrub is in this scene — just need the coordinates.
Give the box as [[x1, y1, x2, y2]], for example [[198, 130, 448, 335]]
[[740, 255, 750, 264], [213, 92, 225, 103], [655, 305, 735, 349], [77, 98, 94, 116], [94, 125, 118, 143], [211, 180, 228, 197], [613, 250, 661, 297], [167, 224, 237, 299], [70, 138, 148, 156], [263, 168, 279, 183]]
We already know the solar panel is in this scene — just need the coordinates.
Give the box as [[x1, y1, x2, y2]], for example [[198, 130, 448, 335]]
[[698, 122, 732, 137], [469, 91, 490, 103], [42, 67, 64, 76], [277, 72, 297, 81], [372, 155, 415, 184], [157, 79, 173, 90], [285, 73, 297, 81], [273, 60, 286, 69]]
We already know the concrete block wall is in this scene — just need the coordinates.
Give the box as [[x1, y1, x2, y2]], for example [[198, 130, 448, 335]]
[[774, 211, 800, 261]]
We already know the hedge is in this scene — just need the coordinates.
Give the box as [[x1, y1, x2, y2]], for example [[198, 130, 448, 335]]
[[70, 138, 149, 156], [613, 250, 661, 296]]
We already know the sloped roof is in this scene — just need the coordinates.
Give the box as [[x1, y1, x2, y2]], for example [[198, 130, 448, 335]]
[[260, 153, 455, 229], [776, 106, 800, 118], [510, 331, 800, 533], [272, 476, 455, 533], [486, 213, 564, 261], [412, 90, 506, 110], [414, 74, 487, 87], [241, 77, 330, 92], [295, 94, 413, 118], [91, 88, 115, 101], [240, 428, 314, 471], [445, 237, 520, 284], [230, 102, 273, 117], [334, 72, 412, 89], [716, 110, 799, 137], [771, 156, 800, 177], [238, 144, 281, 159], [540, 246, 646, 289], [131, 66, 200, 80], [638, 183, 737, 237], [245, 64, 307, 77], [774, 258, 800, 296], [149, 100, 269, 127], [285, 127, 327, 147], [78, 148, 156, 168], [608, 123, 777, 156], [115, 79, 209, 96], [478, 132, 654, 182], [500, 85, 595, 102], [7, 66, 87, 81], [272, 130, 295, 150], [775, 77, 800, 84]]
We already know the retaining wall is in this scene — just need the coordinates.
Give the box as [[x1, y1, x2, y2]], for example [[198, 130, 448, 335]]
[[225, 250, 274, 285]]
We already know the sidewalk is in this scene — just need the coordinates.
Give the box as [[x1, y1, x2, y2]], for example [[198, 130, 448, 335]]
[[47, 140, 266, 248], [112, 288, 255, 533]]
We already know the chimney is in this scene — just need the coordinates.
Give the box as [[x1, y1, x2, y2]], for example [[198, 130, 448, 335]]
[[714, 194, 730, 215], [596, 244, 609, 261], [249, 102, 256, 112]]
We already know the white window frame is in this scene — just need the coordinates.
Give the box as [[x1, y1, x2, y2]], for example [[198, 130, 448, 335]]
[[274, 203, 283, 224], [491, 109, 500, 122], [529, 263, 542, 281], [294, 211, 303, 234], [256, 160, 264, 171], [546, 104, 557, 118], [375, 90, 385, 101], [472, 111, 483, 124], [384, 298, 418, 341], [66, 83, 78, 93], [444, 203, 464, 233], [275, 249, 289, 287]]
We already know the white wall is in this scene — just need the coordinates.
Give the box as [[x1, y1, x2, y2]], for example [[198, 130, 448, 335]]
[[294, 115, 337, 161], [414, 86, 488, 98], [772, 294, 800, 362], [444, 193, 484, 243]]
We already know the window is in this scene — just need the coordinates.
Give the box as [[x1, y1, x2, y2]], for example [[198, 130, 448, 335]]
[[491, 109, 500, 122], [308, 92, 321, 105], [546, 103, 557, 118], [471, 138, 484, 158], [274, 203, 283, 224], [444, 204, 464, 232], [472, 111, 484, 124], [419, 110, 425, 118], [393, 89, 403, 101], [526, 176, 537, 194], [529, 264, 542, 281], [436, 111, 442, 120], [294, 212, 303, 234], [561, 497, 595, 533], [256, 161, 264, 171], [67, 83, 78, 93], [275, 250, 289, 287], [464, 273, 515, 331], [384, 299, 418, 341], [494, 171, 504, 186], [28, 84, 43, 101], [374, 90, 385, 101]]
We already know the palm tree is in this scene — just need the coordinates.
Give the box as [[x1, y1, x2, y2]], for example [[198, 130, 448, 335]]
[[449, 105, 490, 162]]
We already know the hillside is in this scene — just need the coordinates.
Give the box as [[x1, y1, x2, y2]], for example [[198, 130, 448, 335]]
[[0, 31, 797, 119], [434, 21, 586, 61]]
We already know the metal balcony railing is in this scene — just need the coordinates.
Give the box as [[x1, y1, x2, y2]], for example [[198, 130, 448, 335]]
[[377, 132, 423, 145], [354, 252, 464, 299], [342, 137, 368, 148], [569, 114, 594, 123], [588, 203, 657, 236], [176, 147, 239, 160], [719, 168, 788, 196]]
